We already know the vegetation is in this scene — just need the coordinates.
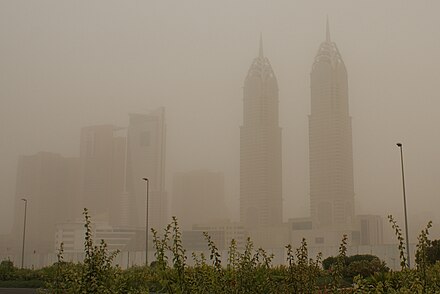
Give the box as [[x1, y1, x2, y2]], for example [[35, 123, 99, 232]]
[[423, 238, 440, 265], [323, 253, 389, 283], [2, 209, 440, 293], [0, 259, 45, 288]]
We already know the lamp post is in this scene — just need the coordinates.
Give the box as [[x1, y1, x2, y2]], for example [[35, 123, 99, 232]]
[[142, 177, 149, 266], [21, 198, 27, 269], [396, 143, 410, 268]]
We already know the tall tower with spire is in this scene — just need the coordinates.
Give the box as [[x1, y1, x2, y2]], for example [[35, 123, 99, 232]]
[[240, 36, 282, 229], [309, 20, 355, 230]]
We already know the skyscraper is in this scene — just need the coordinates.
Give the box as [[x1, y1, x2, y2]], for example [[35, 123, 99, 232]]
[[78, 125, 125, 224], [12, 152, 79, 254], [125, 108, 168, 230], [240, 36, 282, 229], [309, 20, 355, 230]]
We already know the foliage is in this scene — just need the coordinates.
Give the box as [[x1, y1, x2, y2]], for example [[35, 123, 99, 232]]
[[6, 212, 440, 293], [149, 218, 324, 293], [425, 239, 440, 265], [323, 254, 389, 282], [388, 215, 408, 269], [352, 218, 440, 293], [282, 238, 322, 293], [43, 208, 122, 293], [0, 259, 46, 288], [0, 260, 15, 280]]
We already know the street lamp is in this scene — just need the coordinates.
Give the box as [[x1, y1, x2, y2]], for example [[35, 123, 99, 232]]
[[142, 177, 149, 266], [396, 143, 410, 268], [21, 198, 27, 269]]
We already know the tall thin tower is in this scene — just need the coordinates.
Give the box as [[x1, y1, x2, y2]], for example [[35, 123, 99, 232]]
[[240, 36, 282, 229], [309, 20, 355, 230]]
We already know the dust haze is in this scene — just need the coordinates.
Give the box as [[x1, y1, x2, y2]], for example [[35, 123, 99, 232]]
[[1, 0, 440, 243]]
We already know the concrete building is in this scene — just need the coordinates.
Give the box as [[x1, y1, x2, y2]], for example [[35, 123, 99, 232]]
[[172, 170, 229, 230], [78, 108, 168, 230], [240, 36, 282, 229], [78, 125, 125, 225], [12, 152, 79, 254], [125, 108, 168, 230], [308, 20, 355, 231]]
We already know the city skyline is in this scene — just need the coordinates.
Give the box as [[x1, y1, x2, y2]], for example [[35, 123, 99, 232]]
[[2, 1, 440, 245]]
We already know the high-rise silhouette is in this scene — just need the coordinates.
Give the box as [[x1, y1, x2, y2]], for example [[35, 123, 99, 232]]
[[240, 36, 282, 229], [309, 20, 355, 230], [125, 108, 168, 230]]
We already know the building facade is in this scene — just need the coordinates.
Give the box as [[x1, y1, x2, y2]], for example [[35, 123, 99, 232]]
[[125, 108, 168, 230], [78, 125, 125, 225], [240, 37, 283, 229], [13, 152, 79, 254], [309, 21, 355, 230]]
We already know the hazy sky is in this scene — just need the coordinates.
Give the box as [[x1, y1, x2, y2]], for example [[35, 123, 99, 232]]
[[1, 0, 440, 239]]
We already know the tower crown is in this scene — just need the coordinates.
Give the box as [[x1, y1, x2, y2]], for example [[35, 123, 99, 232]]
[[313, 18, 344, 70], [246, 35, 276, 81]]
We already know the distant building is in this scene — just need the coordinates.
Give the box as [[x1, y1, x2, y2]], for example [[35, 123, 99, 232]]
[[287, 214, 383, 248], [12, 152, 79, 254], [191, 221, 247, 250], [240, 36, 283, 229], [77, 108, 168, 230], [356, 215, 383, 245], [125, 108, 168, 230], [55, 219, 145, 253], [9, 107, 168, 263], [78, 125, 125, 225], [172, 170, 229, 230], [309, 20, 355, 231]]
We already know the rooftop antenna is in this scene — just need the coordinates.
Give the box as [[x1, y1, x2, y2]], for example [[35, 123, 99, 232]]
[[326, 15, 331, 42]]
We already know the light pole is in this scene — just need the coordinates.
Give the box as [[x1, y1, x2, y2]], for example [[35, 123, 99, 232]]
[[142, 177, 149, 266], [21, 198, 27, 269], [396, 143, 410, 268]]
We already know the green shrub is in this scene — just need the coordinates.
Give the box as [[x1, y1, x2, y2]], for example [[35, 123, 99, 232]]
[[323, 254, 389, 281], [0, 260, 16, 280]]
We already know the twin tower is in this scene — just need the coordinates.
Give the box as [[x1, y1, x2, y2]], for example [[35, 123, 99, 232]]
[[240, 22, 355, 232]]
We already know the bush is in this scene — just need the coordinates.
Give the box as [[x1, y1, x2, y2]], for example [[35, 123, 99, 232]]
[[426, 239, 440, 265], [0, 260, 15, 280], [323, 254, 389, 281]]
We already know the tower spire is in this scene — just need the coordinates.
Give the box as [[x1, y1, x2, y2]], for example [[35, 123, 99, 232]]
[[259, 32, 264, 58], [326, 16, 331, 42]]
